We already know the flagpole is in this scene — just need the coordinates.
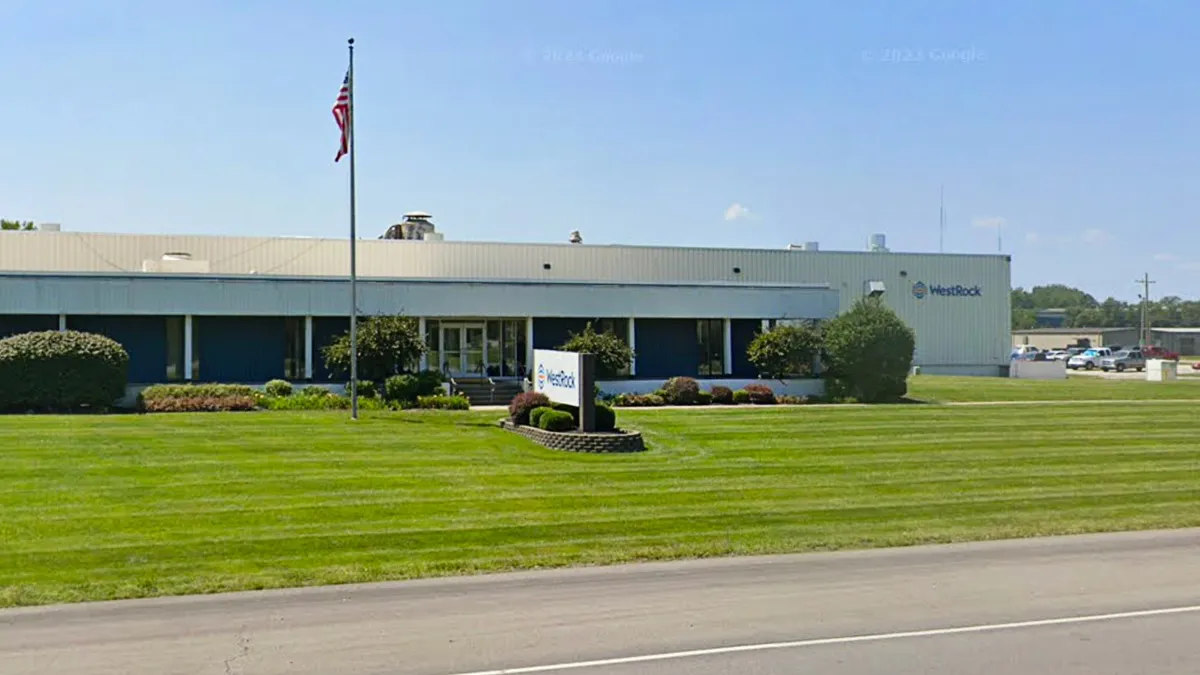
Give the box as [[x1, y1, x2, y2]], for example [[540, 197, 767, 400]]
[[347, 37, 359, 421]]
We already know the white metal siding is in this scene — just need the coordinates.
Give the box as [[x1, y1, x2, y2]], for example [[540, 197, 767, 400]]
[[0, 231, 1010, 368]]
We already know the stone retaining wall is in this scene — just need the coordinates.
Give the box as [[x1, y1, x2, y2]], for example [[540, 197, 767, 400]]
[[500, 420, 646, 453]]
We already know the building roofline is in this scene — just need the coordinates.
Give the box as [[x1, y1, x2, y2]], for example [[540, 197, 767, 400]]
[[0, 271, 834, 291], [1012, 327, 1136, 334], [11, 229, 1012, 259]]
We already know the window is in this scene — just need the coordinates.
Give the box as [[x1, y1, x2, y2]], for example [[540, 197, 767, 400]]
[[486, 320, 503, 377], [502, 320, 526, 377], [697, 319, 724, 377], [284, 318, 306, 380], [166, 317, 184, 381]]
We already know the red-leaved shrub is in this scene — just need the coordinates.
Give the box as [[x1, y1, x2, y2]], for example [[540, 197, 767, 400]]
[[709, 386, 734, 404], [743, 383, 776, 404], [509, 391, 551, 425]]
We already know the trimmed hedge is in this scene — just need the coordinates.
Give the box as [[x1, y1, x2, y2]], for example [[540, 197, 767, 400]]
[[710, 386, 734, 405], [416, 394, 470, 410], [695, 391, 713, 405], [264, 379, 293, 397], [0, 330, 129, 412], [529, 406, 554, 428], [140, 384, 259, 413], [612, 393, 665, 407], [732, 389, 750, 404], [743, 383, 776, 404], [538, 409, 575, 431], [594, 403, 617, 432], [509, 392, 551, 425], [662, 377, 700, 405], [385, 374, 420, 403]]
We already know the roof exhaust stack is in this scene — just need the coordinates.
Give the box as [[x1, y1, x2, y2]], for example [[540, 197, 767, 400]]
[[568, 230, 583, 244], [869, 233, 889, 252], [382, 211, 438, 240]]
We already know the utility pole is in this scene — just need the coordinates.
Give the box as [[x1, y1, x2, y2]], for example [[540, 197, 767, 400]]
[[1136, 273, 1156, 346]]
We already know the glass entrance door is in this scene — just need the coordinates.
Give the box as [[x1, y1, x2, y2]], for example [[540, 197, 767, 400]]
[[440, 323, 486, 377]]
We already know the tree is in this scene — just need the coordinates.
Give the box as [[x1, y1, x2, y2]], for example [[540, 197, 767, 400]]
[[1, 220, 36, 231], [746, 323, 822, 379], [557, 322, 634, 378], [822, 297, 916, 403], [321, 315, 426, 383]]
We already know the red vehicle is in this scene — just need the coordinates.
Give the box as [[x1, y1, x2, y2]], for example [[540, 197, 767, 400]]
[[1142, 345, 1180, 361]]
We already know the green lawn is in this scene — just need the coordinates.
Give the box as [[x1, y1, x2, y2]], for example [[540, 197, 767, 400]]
[[3, 405, 1199, 607], [907, 374, 1200, 402]]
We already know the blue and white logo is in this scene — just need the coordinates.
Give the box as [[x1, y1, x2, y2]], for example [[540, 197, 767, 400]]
[[914, 282, 981, 299]]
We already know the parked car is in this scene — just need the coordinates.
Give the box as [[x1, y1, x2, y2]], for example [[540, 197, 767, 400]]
[[1044, 350, 1073, 361], [1142, 345, 1180, 361], [1068, 348, 1112, 370], [1011, 345, 1041, 360], [1101, 349, 1146, 372]]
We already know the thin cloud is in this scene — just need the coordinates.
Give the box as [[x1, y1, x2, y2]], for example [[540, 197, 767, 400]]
[[1082, 228, 1113, 244], [972, 216, 1006, 229], [724, 203, 754, 221]]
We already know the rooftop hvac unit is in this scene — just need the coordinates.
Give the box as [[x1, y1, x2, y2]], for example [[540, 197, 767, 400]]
[[786, 242, 819, 251], [869, 233, 888, 252], [39, 223, 62, 232]]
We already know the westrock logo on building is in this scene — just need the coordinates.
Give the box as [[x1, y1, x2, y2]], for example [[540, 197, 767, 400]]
[[913, 282, 982, 299]]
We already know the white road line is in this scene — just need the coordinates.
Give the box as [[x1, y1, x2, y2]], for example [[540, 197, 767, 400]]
[[445, 604, 1200, 675]]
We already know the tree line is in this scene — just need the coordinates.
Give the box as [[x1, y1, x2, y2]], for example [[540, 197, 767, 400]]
[[1012, 284, 1200, 329]]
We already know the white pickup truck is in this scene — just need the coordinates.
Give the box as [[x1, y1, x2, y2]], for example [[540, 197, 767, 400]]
[[1067, 348, 1112, 370]]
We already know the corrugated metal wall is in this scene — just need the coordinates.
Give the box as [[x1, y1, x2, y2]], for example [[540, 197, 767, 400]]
[[0, 231, 1010, 368]]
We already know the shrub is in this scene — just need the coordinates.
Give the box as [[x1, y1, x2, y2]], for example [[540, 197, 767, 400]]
[[556, 323, 635, 378], [743, 383, 776, 404], [529, 406, 554, 428], [509, 391, 551, 425], [0, 330, 129, 412], [776, 394, 810, 405], [822, 297, 917, 403], [321, 315, 427, 383], [264, 394, 386, 411], [653, 388, 668, 398], [594, 403, 617, 432], [384, 374, 420, 403], [695, 391, 713, 405], [709, 385, 734, 404], [612, 393, 666, 407], [414, 370, 445, 396], [538, 409, 576, 432], [139, 384, 258, 413], [416, 394, 470, 410], [747, 323, 822, 379], [732, 389, 751, 404], [662, 376, 700, 405], [349, 380, 377, 398], [264, 379, 293, 397]]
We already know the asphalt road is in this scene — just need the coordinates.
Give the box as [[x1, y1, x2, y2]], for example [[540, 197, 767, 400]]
[[3, 529, 1200, 675]]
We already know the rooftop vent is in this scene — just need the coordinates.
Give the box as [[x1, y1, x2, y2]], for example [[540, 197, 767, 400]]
[[39, 222, 62, 232], [569, 230, 583, 244], [382, 211, 437, 240], [142, 252, 210, 274], [868, 233, 889, 252], [787, 242, 819, 251]]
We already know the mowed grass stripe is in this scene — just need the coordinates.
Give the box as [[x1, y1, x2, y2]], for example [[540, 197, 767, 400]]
[[2, 401, 1199, 606]]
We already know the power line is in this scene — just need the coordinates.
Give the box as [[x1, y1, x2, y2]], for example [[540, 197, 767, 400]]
[[1135, 273, 1157, 346]]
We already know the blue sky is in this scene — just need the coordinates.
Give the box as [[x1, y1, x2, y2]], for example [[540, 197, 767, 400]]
[[3, 0, 1197, 300]]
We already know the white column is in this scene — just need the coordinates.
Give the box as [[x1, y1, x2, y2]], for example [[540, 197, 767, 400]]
[[418, 317, 428, 371], [58, 314, 67, 332], [304, 316, 314, 380], [627, 317, 637, 376], [525, 316, 534, 376], [183, 315, 194, 381], [723, 318, 733, 376], [761, 319, 770, 332]]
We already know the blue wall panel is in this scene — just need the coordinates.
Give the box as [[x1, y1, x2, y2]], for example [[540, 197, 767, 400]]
[[730, 319, 761, 378], [532, 318, 590, 351], [313, 317, 349, 382], [635, 319, 699, 378], [0, 315, 57, 339], [196, 316, 286, 382], [67, 315, 168, 384]]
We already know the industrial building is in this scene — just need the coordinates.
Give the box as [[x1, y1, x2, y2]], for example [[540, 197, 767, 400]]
[[0, 214, 1012, 392], [1013, 327, 1200, 355]]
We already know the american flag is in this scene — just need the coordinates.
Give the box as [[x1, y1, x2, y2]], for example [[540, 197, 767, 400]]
[[332, 70, 351, 162]]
